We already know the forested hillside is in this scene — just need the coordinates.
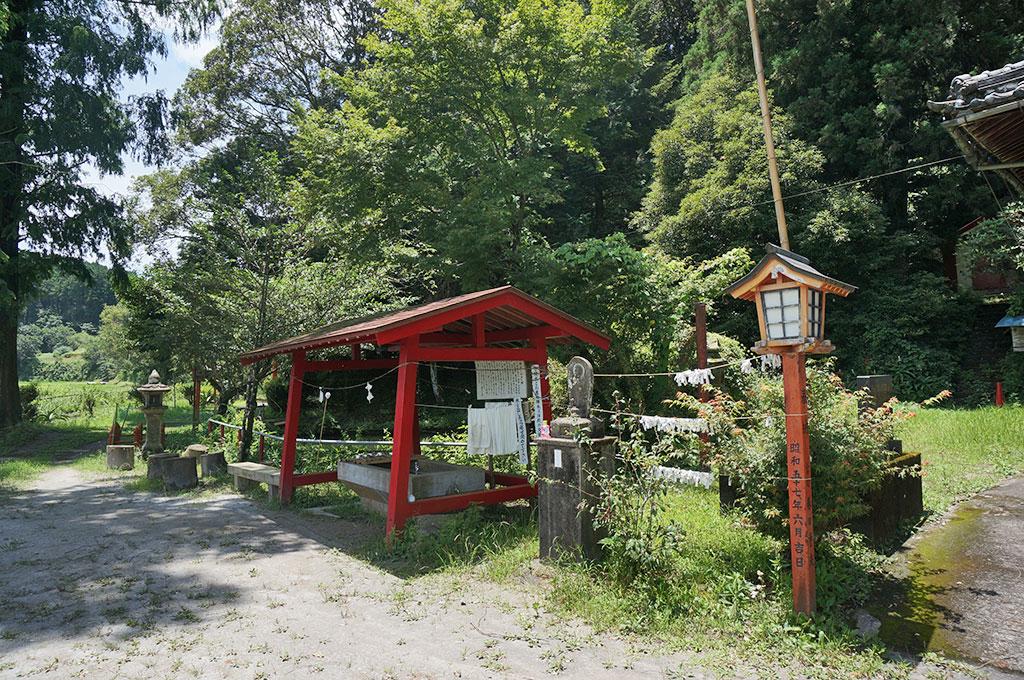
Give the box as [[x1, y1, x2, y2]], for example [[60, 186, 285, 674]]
[[7, 0, 1024, 426]]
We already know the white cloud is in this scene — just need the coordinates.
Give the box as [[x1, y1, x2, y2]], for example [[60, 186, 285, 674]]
[[170, 32, 220, 68]]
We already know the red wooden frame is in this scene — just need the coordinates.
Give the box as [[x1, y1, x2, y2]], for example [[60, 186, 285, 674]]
[[242, 287, 609, 538]]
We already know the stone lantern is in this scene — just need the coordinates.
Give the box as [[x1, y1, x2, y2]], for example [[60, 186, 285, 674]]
[[138, 369, 172, 456]]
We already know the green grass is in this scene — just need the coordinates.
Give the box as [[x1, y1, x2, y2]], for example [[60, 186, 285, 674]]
[[547, 486, 896, 677], [1, 380, 220, 489], [898, 405, 1024, 512]]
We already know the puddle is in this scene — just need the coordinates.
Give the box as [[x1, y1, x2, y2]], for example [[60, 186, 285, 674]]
[[874, 505, 984, 658]]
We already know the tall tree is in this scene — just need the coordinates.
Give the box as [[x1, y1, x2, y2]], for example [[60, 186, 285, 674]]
[[0, 0, 219, 427], [173, 0, 378, 151], [290, 0, 646, 293]]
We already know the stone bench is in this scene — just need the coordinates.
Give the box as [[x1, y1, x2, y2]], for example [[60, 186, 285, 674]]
[[227, 462, 281, 501]]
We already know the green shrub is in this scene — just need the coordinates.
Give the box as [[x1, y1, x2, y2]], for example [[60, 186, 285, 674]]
[[582, 414, 686, 610], [19, 383, 40, 421], [706, 360, 900, 539]]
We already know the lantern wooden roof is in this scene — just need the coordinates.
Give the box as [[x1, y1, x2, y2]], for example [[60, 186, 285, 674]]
[[725, 245, 856, 301]]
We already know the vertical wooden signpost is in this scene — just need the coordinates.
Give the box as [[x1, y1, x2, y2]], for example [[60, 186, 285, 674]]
[[782, 352, 815, 613], [737, 0, 856, 617]]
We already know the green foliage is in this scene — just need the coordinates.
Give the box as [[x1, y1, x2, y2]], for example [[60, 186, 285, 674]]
[[525, 233, 751, 406], [584, 427, 686, 608], [173, 0, 375, 150], [373, 504, 536, 577], [21, 262, 115, 329], [898, 405, 1024, 512], [0, 0, 221, 427], [706, 361, 898, 538], [18, 382, 39, 421], [815, 529, 887, 612], [291, 0, 646, 290]]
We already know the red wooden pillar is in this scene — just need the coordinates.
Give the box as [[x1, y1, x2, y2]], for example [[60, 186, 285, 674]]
[[258, 434, 266, 463], [279, 350, 307, 504], [782, 351, 815, 615], [386, 337, 420, 537], [996, 381, 1005, 407]]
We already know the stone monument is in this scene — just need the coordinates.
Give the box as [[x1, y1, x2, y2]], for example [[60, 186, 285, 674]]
[[138, 369, 172, 457], [536, 356, 615, 562]]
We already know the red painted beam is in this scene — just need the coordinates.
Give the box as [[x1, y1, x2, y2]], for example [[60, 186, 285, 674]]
[[417, 347, 546, 362], [472, 314, 485, 347], [305, 358, 398, 372], [407, 483, 537, 516], [293, 470, 339, 486], [419, 326, 561, 346]]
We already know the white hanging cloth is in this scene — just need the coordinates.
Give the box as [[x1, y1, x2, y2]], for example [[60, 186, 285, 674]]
[[673, 368, 713, 387], [467, 401, 527, 464], [760, 354, 781, 370], [638, 415, 709, 434]]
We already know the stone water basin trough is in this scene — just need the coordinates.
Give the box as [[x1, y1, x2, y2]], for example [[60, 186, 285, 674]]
[[337, 456, 485, 514]]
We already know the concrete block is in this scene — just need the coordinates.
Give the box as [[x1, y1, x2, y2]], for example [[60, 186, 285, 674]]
[[162, 456, 198, 491], [536, 435, 616, 562], [337, 457, 485, 503], [183, 444, 209, 459], [106, 445, 135, 470], [199, 451, 227, 477], [146, 452, 178, 480]]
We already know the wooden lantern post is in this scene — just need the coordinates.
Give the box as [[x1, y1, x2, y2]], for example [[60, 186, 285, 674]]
[[726, 244, 856, 616]]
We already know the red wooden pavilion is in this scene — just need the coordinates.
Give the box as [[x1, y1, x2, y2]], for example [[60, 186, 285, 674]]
[[240, 286, 610, 535]]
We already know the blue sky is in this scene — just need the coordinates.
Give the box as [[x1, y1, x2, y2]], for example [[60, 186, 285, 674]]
[[82, 28, 220, 199]]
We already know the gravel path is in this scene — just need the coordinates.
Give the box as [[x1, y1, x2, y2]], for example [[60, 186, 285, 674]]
[[0, 464, 699, 679]]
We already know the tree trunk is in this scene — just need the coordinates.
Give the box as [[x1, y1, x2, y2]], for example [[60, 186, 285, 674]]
[[0, 0, 30, 429], [240, 268, 271, 460], [239, 367, 258, 462]]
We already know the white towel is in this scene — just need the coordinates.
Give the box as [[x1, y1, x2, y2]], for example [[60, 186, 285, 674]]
[[467, 403, 521, 457]]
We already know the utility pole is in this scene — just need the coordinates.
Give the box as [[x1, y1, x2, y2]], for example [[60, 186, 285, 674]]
[[744, 0, 789, 250]]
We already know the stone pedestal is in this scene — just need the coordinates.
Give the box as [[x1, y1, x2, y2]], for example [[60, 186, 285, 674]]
[[162, 456, 198, 490], [855, 375, 894, 409], [183, 444, 208, 459], [106, 445, 135, 470], [147, 452, 178, 480], [199, 451, 227, 477], [141, 406, 167, 456], [536, 425, 616, 562]]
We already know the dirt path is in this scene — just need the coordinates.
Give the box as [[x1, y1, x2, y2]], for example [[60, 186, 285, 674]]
[[0, 465, 704, 679], [880, 476, 1024, 678]]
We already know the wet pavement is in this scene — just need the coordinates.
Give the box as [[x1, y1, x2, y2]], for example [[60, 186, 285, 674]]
[[879, 476, 1024, 675]]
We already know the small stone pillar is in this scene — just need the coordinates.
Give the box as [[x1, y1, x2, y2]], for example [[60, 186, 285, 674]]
[[855, 375, 893, 409], [105, 445, 135, 470], [137, 369, 172, 457], [162, 457, 198, 490], [536, 356, 615, 562], [199, 451, 227, 477], [147, 452, 178, 480]]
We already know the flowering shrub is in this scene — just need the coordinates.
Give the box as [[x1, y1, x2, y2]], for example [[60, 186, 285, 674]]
[[687, 360, 904, 539]]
